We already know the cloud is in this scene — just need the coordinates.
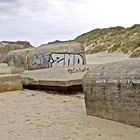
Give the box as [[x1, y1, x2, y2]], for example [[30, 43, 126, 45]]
[[0, 0, 17, 3], [0, 0, 140, 46]]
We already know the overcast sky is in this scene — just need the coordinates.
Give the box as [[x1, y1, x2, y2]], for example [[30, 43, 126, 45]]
[[0, 0, 140, 46]]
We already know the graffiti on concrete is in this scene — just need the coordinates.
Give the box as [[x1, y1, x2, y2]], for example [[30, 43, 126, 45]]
[[32, 53, 51, 68], [32, 53, 84, 68], [68, 67, 89, 73], [11, 52, 22, 64]]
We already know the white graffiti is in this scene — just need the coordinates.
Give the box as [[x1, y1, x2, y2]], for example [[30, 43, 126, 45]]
[[32, 53, 84, 68]]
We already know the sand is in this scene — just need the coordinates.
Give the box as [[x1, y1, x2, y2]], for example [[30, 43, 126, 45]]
[[0, 53, 139, 140], [0, 90, 140, 140], [86, 52, 129, 64]]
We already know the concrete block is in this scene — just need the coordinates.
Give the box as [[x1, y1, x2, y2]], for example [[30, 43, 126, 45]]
[[82, 59, 140, 127], [7, 42, 86, 70], [0, 41, 32, 63], [0, 74, 23, 93]]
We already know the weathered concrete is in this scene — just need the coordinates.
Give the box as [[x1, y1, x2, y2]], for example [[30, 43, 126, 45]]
[[11, 67, 24, 74], [0, 74, 23, 93], [82, 58, 140, 127], [22, 65, 93, 92], [0, 41, 32, 63], [7, 48, 33, 68], [0, 63, 12, 74], [0, 63, 24, 74], [7, 42, 86, 70]]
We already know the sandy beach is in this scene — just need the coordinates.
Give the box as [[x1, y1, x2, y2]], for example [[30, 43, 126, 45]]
[[86, 52, 129, 64], [0, 90, 139, 140], [0, 53, 139, 140]]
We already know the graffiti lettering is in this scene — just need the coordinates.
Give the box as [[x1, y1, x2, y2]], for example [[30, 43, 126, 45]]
[[32, 53, 51, 68], [68, 67, 90, 73], [32, 53, 84, 68]]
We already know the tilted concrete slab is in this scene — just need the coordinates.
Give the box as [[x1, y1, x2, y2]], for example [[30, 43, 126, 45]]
[[22, 65, 93, 92], [0, 74, 23, 93]]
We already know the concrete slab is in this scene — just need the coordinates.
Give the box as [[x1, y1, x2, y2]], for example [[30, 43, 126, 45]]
[[82, 58, 140, 127], [22, 65, 93, 92], [0, 74, 23, 93], [0, 63, 24, 74], [0, 63, 12, 74]]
